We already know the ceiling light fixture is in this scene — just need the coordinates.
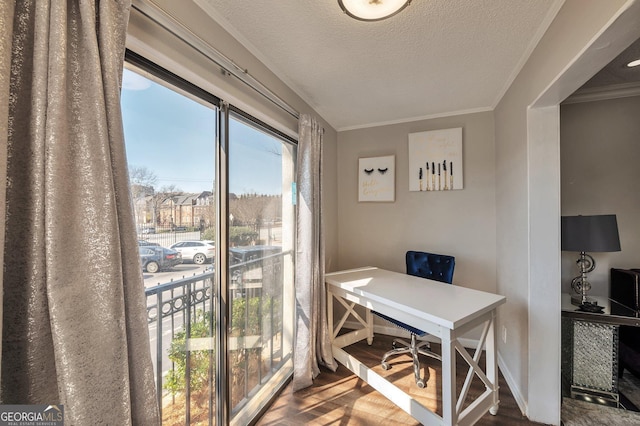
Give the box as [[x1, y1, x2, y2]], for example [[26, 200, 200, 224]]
[[627, 59, 640, 68], [338, 0, 411, 22]]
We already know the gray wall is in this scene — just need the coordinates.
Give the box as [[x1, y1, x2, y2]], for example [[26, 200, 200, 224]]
[[336, 111, 496, 293], [560, 96, 640, 296]]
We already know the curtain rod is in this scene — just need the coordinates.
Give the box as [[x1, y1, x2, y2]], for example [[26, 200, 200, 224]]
[[132, 0, 300, 120]]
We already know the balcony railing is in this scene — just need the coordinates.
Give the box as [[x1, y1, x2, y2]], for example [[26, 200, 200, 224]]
[[144, 251, 289, 424]]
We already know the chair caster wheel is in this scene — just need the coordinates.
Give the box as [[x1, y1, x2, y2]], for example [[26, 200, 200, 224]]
[[381, 362, 390, 370], [416, 379, 425, 388]]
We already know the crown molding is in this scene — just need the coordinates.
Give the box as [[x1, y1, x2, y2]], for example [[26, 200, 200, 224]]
[[563, 81, 640, 104]]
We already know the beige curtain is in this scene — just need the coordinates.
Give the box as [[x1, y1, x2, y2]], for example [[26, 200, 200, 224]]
[[0, 1, 14, 388], [293, 114, 337, 391], [1, 1, 159, 424]]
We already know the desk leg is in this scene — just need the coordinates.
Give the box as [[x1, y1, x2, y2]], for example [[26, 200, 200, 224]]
[[328, 289, 371, 348], [327, 289, 334, 344], [487, 311, 499, 415], [441, 331, 458, 426], [366, 308, 373, 345]]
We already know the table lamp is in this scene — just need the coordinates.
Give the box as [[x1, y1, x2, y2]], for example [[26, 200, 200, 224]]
[[561, 214, 621, 305]]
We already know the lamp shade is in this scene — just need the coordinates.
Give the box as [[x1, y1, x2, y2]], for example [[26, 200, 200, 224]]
[[561, 214, 621, 252], [338, 0, 411, 21]]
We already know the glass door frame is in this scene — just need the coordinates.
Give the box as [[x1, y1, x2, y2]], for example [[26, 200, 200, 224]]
[[215, 102, 230, 425], [124, 50, 296, 426]]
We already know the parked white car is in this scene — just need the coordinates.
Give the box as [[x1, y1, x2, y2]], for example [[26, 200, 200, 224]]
[[169, 240, 215, 265]]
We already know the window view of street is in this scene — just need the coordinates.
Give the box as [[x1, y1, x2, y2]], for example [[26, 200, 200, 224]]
[[121, 62, 295, 425], [227, 114, 295, 415], [122, 64, 218, 424]]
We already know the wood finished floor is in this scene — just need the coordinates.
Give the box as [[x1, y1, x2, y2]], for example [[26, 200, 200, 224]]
[[256, 335, 543, 425]]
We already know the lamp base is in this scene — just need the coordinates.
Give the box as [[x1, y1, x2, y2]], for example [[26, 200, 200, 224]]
[[570, 251, 596, 306], [570, 294, 597, 306], [577, 301, 604, 313]]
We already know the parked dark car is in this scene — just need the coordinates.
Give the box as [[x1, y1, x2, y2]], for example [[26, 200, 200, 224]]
[[229, 245, 282, 266], [138, 239, 160, 247], [139, 246, 182, 273], [205, 245, 283, 274], [229, 245, 282, 285]]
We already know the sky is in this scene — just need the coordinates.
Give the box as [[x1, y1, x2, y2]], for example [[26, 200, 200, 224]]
[[121, 68, 286, 195]]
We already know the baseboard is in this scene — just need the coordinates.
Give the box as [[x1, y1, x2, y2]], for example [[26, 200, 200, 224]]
[[498, 352, 528, 416], [343, 321, 529, 416]]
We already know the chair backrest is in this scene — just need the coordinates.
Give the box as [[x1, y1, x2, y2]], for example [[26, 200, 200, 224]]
[[406, 250, 455, 284]]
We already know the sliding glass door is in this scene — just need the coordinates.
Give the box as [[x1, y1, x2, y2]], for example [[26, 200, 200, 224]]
[[227, 112, 295, 423], [121, 54, 295, 425], [122, 60, 220, 424]]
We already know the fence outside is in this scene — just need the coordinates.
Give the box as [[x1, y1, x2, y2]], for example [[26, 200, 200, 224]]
[[144, 250, 288, 424]]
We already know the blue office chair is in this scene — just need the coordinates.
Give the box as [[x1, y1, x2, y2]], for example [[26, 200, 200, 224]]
[[373, 250, 455, 388]]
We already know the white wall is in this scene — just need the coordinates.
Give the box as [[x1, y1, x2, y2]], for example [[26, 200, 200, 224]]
[[336, 111, 496, 293], [560, 96, 640, 296]]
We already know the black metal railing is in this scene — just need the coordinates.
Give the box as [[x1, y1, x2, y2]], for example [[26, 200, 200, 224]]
[[228, 251, 286, 413], [145, 270, 213, 421], [144, 250, 290, 424]]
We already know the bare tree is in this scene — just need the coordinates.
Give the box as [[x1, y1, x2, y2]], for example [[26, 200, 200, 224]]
[[159, 184, 182, 194], [129, 165, 157, 200], [129, 165, 158, 188], [128, 166, 158, 228], [230, 194, 281, 230]]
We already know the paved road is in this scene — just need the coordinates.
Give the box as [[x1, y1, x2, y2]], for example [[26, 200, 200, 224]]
[[143, 263, 208, 288]]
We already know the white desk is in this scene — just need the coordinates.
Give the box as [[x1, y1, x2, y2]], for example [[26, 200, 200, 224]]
[[326, 267, 506, 426]]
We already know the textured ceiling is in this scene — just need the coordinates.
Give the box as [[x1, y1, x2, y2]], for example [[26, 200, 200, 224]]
[[195, 0, 563, 131]]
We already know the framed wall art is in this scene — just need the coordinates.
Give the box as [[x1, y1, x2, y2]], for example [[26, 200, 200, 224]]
[[358, 155, 395, 202], [408, 128, 463, 191]]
